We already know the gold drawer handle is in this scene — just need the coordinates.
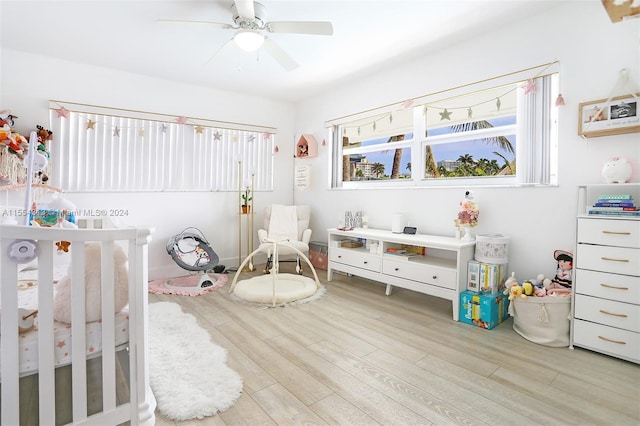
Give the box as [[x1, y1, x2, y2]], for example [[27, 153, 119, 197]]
[[602, 230, 631, 235], [599, 309, 628, 318], [600, 257, 629, 263], [598, 336, 626, 345], [600, 283, 629, 291]]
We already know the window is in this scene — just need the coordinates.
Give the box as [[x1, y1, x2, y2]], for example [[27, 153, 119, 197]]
[[48, 102, 275, 192], [330, 63, 559, 188]]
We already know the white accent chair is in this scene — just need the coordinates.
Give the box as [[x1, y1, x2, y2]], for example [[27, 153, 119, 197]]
[[254, 205, 311, 274]]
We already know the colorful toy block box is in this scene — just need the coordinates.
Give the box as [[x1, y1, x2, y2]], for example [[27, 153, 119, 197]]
[[459, 290, 510, 329]]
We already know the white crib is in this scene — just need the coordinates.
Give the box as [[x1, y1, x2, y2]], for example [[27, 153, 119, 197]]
[[0, 217, 156, 425]]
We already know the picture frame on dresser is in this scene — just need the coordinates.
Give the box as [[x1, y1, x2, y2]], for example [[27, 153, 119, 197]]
[[571, 183, 640, 364]]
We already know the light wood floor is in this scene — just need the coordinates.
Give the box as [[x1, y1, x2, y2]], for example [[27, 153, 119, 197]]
[[151, 265, 640, 426]]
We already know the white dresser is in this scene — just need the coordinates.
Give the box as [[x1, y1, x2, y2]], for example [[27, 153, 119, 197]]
[[571, 183, 640, 364], [327, 228, 475, 321]]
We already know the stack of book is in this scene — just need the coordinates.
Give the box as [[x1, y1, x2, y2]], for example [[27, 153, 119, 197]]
[[588, 194, 639, 217], [384, 248, 419, 261]]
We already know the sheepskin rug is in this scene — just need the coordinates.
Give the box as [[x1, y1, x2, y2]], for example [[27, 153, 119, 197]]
[[148, 302, 242, 421]]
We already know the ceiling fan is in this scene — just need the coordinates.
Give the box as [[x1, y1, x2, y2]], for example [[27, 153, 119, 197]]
[[159, 0, 334, 71]]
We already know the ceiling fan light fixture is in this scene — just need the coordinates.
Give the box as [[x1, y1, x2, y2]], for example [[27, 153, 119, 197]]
[[234, 30, 265, 52]]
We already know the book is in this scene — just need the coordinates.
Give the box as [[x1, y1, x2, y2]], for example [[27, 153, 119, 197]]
[[588, 210, 640, 216], [385, 248, 406, 254], [383, 252, 419, 261], [593, 204, 636, 207], [589, 206, 639, 211], [597, 194, 633, 200]]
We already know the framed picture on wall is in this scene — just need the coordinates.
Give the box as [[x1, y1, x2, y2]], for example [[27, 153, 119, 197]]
[[601, 0, 640, 23], [578, 93, 640, 138]]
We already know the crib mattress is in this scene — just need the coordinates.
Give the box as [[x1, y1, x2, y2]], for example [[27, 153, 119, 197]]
[[10, 274, 130, 377]]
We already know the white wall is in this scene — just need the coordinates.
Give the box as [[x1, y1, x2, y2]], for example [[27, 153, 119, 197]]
[[1, 50, 296, 279], [293, 1, 640, 280]]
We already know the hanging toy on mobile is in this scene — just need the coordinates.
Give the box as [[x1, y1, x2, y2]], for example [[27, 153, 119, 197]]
[[23, 131, 49, 225]]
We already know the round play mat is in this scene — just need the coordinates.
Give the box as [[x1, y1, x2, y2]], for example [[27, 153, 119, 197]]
[[232, 273, 323, 306]]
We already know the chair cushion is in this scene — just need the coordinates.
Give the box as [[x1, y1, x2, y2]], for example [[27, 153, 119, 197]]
[[258, 240, 309, 256], [267, 205, 299, 241]]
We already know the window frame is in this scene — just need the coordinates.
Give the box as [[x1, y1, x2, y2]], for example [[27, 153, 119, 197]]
[[329, 63, 559, 189]]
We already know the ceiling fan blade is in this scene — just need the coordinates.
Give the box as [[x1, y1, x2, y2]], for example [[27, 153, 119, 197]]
[[157, 19, 234, 30], [206, 38, 236, 65], [267, 21, 333, 36], [233, 0, 255, 20], [262, 38, 298, 71]]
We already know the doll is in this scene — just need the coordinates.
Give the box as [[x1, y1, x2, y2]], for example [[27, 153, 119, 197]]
[[550, 249, 573, 289]]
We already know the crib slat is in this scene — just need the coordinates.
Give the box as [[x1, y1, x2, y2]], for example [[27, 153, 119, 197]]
[[100, 241, 117, 412], [131, 231, 154, 426], [127, 237, 140, 425], [37, 241, 57, 423], [71, 244, 88, 422], [1, 238, 20, 426]]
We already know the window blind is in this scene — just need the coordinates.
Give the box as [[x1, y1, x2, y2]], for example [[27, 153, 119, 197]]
[[48, 101, 275, 192]]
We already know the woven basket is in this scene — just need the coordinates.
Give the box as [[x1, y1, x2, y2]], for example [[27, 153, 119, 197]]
[[510, 296, 571, 347]]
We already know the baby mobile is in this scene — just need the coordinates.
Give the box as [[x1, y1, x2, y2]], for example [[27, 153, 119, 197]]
[[0, 110, 53, 186]]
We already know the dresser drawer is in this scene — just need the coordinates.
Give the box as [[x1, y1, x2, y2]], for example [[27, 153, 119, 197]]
[[577, 218, 640, 248], [382, 258, 456, 289], [573, 319, 639, 363], [329, 248, 380, 272], [575, 269, 640, 304], [574, 294, 639, 333], [576, 244, 639, 276]]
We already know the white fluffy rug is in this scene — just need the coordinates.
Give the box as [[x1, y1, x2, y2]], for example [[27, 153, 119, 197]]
[[148, 302, 243, 421]]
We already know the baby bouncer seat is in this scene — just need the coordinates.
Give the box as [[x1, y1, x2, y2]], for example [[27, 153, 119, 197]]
[[166, 227, 225, 289]]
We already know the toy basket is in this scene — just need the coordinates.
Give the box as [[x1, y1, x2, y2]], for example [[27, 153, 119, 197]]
[[510, 296, 571, 347], [475, 234, 509, 263], [309, 241, 328, 270]]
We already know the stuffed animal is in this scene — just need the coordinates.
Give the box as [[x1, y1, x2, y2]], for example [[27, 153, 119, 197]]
[[525, 274, 549, 297], [0, 116, 28, 159], [53, 242, 129, 324], [521, 281, 534, 298], [504, 272, 517, 287], [504, 282, 523, 301], [34, 124, 53, 165], [538, 274, 552, 290], [601, 157, 632, 184]]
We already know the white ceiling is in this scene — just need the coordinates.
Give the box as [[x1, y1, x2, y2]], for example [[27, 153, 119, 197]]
[[1, 0, 562, 103]]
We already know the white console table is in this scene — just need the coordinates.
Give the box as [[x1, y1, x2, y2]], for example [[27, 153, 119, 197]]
[[327, 228, 475, 321]]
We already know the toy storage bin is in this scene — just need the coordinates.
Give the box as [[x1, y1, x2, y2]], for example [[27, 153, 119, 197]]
[[510, 296, 571, 347], [309, 241, 328, 270], [475, 234, 509, 263]]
